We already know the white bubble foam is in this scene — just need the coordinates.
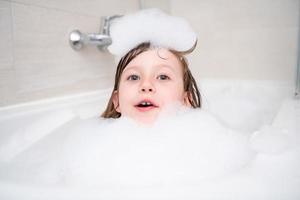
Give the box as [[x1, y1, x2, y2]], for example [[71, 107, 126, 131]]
[[1, 86, 300, 199], [108, 9, 197, 58], [0, 108, 254, 185], [61, 109, 255, 188]]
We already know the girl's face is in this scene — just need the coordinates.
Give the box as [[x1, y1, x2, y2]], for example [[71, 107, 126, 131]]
[[113, 48, 188, 124]]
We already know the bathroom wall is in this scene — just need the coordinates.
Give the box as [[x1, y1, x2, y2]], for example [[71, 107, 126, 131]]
[[171, 0, 300, 81], [0, 0, 299, 107], [0, 0, 173, 107], [0, 0, 139, 106]]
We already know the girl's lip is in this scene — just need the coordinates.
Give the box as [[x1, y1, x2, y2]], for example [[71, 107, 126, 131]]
[[134, 99, 159, 112], [135, 106, 158, 112]]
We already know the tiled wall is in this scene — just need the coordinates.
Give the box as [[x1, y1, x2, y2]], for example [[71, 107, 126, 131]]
[[172, 0, 299, 81], [0, 0, 139, 106], [0, 0, 299, 106]]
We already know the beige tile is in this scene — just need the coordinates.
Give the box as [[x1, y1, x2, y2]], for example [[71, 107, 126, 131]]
[[0, 0, 13, 69], [172, 0, 299, 29], [12, 0, 138, 16], [171, 0, 299, 80], [12, 3, 116, 102], [139, 0, 170, 13], [232, 27, 298, 80], [0, 67, 18, 106], [14, 76, 113, 104]]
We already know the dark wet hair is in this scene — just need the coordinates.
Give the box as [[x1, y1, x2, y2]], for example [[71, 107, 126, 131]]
[[101, 42, 201, 118]]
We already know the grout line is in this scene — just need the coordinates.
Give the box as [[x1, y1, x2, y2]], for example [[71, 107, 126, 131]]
[[9, 0, 15, 70], [8, 0, 18, 104]]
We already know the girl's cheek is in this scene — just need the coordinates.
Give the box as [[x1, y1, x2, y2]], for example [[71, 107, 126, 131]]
[[120, 83, 138, 95]]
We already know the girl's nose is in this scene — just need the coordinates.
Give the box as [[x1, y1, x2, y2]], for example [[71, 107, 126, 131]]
[[141, 87, 154, 92], [139, 81, 156, 93]]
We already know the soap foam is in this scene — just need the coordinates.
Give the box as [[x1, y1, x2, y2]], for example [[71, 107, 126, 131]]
[[61, 109, 255, 188], [108, 9, 197, 58], [1, 82, 300, 199]]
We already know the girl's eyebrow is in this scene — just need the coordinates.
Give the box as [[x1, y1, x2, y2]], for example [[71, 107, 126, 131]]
[[124, 64, 176, 73], [156, 64, 176, 73], [123, 66, 139, 73]]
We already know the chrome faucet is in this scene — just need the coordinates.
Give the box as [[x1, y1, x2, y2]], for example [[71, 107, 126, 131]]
[[69, 15, 122, 51]]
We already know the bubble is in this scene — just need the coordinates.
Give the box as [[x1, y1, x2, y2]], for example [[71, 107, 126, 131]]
[[108, 9, 197, 60]]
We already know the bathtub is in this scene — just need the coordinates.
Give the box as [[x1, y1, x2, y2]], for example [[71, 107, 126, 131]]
[[0, 79, 299, 200]]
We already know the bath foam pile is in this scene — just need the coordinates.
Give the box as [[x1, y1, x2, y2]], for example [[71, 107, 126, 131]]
[[0, 81, 299, 199], [0, 102, 299, 199], [62, 109, 254, 188], [0, 109, 253, 185], [108, 8, 197, 58]]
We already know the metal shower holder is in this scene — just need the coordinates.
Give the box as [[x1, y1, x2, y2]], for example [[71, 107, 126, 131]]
[[69, 15, 122, 51]]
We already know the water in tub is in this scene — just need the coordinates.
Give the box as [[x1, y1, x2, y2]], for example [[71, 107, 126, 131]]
[[0, 80, 299, 199]]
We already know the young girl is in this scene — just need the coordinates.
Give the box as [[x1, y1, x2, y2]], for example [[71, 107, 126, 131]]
[[101, 42, 201, 124], [101, 9, 201, 124]]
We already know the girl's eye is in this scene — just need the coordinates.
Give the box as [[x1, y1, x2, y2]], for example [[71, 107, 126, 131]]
[[157, 74, 170, 80], [127, 74, 140, 81]]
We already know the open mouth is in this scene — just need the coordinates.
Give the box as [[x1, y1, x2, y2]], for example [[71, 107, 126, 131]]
[[135, 100, 158, 111]]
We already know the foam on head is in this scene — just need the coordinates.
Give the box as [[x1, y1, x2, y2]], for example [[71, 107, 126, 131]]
[[108, 9, 197, 59]]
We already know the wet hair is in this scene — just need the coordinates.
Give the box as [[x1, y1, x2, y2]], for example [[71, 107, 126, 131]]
[[101, 42, 201, 118]]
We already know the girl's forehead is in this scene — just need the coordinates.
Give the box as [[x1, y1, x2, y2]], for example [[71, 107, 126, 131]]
[[126, 48, 181, 69]]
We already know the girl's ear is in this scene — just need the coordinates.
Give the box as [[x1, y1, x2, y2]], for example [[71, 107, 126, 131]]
[[183, 91, 191, 107], [112, 91, 121, 112]]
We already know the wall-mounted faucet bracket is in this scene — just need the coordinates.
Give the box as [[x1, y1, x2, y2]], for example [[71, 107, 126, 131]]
[[69, 15, 122, 51]]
